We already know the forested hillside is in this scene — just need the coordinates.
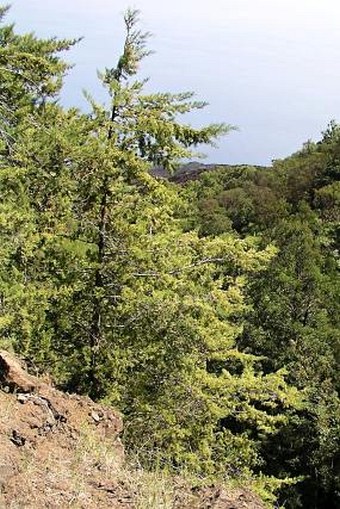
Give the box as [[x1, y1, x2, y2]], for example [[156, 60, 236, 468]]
[[0, 6, 338, 508], [181, 128, 340, 508]]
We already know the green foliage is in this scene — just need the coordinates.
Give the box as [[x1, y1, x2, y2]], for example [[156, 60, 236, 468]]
[[3, 6, 338, 507], [184, 165, 289, 236], [183, 124, 340, 507], [0, 7, 78, 155]]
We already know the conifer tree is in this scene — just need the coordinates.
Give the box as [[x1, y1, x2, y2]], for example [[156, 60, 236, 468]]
[[0, 6, 302, 489]]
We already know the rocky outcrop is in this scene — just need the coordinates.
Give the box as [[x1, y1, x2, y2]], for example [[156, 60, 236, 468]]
[[0, 350, 124, 508]]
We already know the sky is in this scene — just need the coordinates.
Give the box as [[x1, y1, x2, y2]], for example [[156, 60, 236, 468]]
[[7, 0, 340, 165]]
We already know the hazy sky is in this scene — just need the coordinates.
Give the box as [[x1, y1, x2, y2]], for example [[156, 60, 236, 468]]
[[7, 0, 340, 165]]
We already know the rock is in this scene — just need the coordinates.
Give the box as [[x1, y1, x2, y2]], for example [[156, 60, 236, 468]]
[[91, 410, 101, 423], [17, 393, 28, 404], [0, 351, 36, 393], [10, 430, 26, 447]]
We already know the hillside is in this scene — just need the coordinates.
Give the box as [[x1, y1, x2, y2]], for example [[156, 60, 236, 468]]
[[0, 350, 265, 509]]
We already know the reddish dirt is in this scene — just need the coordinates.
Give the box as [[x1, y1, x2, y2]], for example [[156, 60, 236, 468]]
[[0, 350, 127, 508]]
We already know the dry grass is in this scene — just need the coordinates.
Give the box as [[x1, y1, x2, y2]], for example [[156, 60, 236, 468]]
[[74, 424, 182, 509]]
